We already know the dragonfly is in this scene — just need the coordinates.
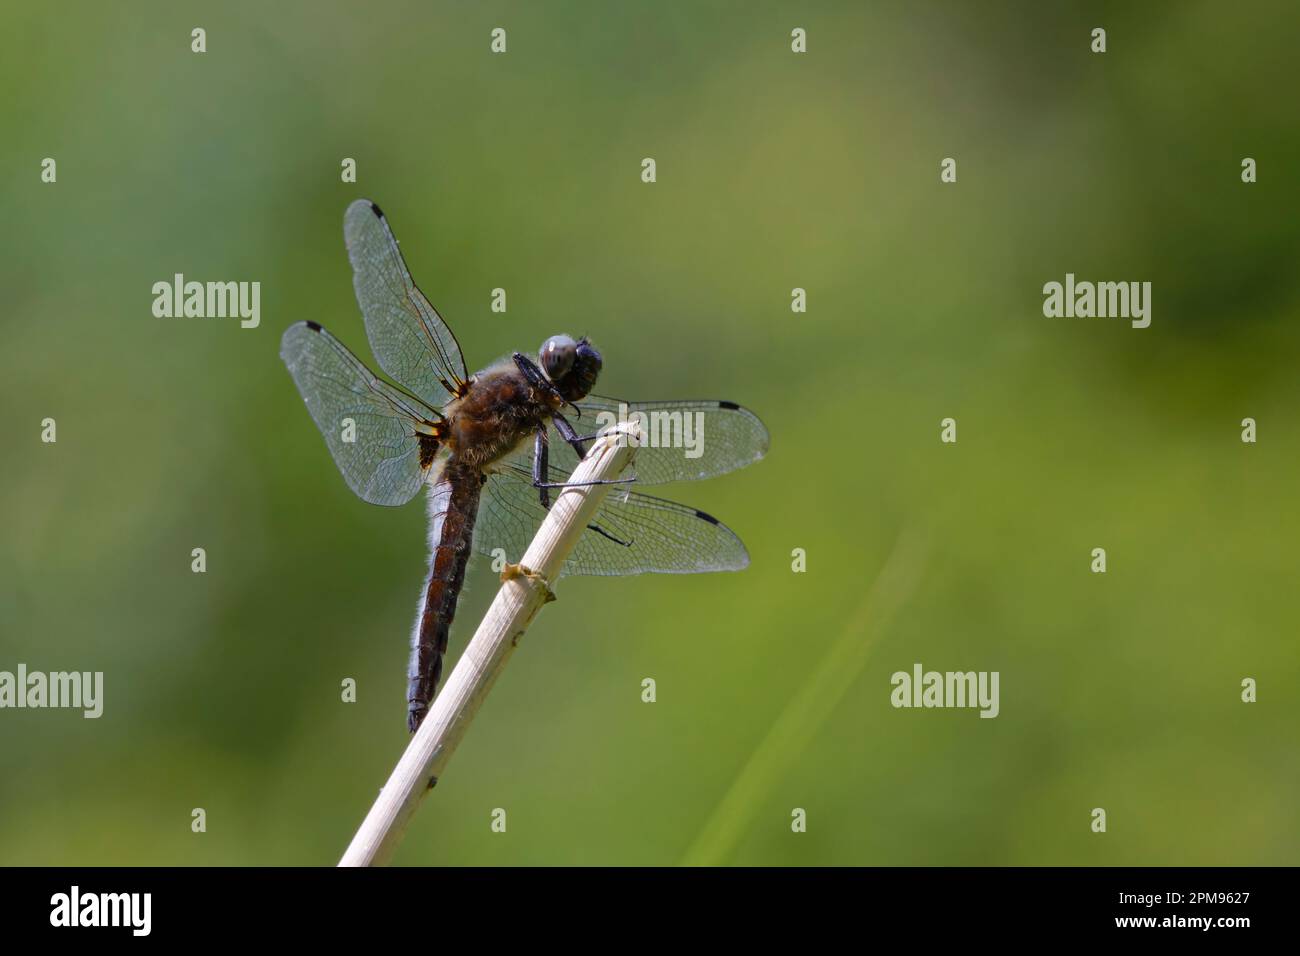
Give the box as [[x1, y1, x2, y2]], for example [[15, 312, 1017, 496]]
[[281, 200, 769, 732]]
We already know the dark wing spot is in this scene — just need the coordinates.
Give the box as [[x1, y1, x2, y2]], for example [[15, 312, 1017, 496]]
[[418, 434, 440, 469], [718, 400, 740, 410], [305, 320, 322, 332], [695, 510, 720, 525], [368, 201, 385, 219]]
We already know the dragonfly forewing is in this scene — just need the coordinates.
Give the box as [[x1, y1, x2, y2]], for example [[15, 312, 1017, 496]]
[[344, 199, 468, 410]]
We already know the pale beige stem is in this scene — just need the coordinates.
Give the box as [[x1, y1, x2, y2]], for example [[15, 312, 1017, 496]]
[[339, 422, 641, 867]]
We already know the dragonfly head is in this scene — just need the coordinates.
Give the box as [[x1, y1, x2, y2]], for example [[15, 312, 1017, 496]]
[[540, 334, 602, 402]]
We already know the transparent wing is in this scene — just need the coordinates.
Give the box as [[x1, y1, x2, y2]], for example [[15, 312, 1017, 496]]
[[280, 320, 441, 506], [343, 199, 468, 410], [558, 396, 769, 485], [476, 458, 750, 577]]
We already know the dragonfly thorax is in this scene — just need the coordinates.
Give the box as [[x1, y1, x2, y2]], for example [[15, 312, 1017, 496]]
[[443, 363, 551, 471]]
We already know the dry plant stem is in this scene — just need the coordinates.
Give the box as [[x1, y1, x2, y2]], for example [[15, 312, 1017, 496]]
[[338, 422, 641, 867]]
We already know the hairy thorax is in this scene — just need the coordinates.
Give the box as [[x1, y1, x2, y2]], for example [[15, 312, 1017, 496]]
[[442, 362, 557, 470]]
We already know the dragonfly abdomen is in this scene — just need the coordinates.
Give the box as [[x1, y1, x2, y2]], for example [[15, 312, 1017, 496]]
[[407, 462, 482, 733]]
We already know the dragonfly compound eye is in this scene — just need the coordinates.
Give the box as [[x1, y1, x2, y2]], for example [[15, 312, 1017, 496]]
[[540, 334, 577, 381], [564, 337, 602, 401]]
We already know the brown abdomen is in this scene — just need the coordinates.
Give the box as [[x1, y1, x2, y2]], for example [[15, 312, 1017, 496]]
[[407, 462, 481, 733]]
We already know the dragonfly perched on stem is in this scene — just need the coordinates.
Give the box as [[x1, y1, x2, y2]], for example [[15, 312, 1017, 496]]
[[281, 200, 769, 732]]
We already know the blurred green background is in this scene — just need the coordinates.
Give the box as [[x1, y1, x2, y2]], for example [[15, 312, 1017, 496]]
[[2, 0, 1297, 866]]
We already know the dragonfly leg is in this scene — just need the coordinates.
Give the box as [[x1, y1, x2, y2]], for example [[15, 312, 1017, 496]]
[[533, 477, 635, 489], [532, 422, 634, 505], [555, 411, 642, 448], [533, 417, 633, 547], [533, 426, 550, 510], [551, 411, 588, 459], [587, 523, 633, 547]]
